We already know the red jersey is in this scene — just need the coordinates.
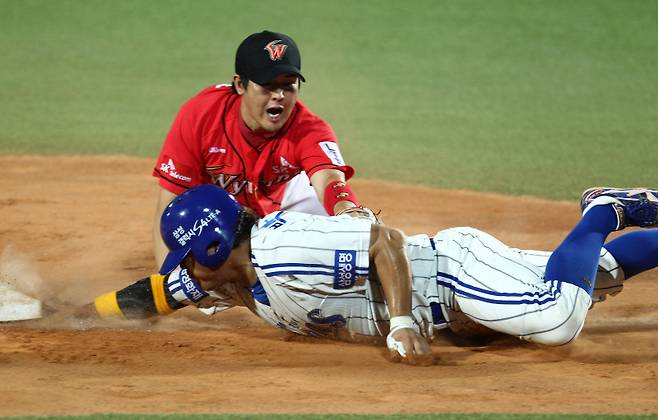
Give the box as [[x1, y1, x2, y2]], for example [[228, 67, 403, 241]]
[[153, 84, 354, 216]]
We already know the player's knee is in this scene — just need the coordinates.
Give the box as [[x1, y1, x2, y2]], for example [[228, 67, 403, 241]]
[[528, 307, 588, 346], [531, 324, 584, 346]]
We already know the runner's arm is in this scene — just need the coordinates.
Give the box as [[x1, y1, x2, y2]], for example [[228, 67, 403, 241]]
[[368, 224, 433, 365]]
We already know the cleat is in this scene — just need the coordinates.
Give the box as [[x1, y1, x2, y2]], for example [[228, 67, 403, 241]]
[[580, 187, 658, 230]]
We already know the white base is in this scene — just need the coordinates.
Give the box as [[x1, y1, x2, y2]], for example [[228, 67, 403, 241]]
[[0, 281, 42, 322]]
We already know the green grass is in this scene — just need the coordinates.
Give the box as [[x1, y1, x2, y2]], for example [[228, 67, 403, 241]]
[[1, 0, 657, 199], [5, 414, 658, 420]]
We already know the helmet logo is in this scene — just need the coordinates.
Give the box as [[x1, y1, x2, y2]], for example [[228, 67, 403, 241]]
[[172, 209, 221, 247], [264, 40, 288, 61]]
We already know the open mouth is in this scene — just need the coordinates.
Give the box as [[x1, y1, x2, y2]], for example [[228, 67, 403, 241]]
[[266, 106, 284, 118]]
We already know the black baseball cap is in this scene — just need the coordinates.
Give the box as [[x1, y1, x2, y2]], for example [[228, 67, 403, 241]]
[[235, 30, 305, 85]]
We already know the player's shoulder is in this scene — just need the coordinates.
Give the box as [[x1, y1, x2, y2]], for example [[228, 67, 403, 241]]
[[288, 100, 334, 136], [256, 211, 371, 234], [198, 83, 235, 98], [256, 210, 321, 229], [179, 83, 237, 114]]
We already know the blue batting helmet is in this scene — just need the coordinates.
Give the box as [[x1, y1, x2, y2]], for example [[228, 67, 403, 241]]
[[159, 185, 242, 275]]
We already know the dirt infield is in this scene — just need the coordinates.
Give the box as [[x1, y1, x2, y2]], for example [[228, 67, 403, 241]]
[[0, 155, 656, 416]]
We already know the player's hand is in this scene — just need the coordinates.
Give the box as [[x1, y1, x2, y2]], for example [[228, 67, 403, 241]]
[[336, 206, 381, 224], [386, 327, 433, 366]]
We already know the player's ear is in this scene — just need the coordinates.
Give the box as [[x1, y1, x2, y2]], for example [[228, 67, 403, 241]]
[[232, 74, 246, 95]]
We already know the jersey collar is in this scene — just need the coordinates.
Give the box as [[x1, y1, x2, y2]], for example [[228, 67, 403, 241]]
[[235, 97, 298, 150]]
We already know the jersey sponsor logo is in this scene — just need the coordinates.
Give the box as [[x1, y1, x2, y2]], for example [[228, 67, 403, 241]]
[[210, 173, 253, 195], [179, 269, 208, 303], [334, 250, 357, 289], [171, 208, 221, 247], [264, 40, 288, 61], [271, 156, 299, 175], [261, 174, 293, 187], [306, 308, 346, 328], [208, 147, 226, 154], [208, 171, 291, 196], [167, 268, 208, 304], [262, 211, 287, 229], [159, 157, 192, 183], [319, 142, 345, 166]]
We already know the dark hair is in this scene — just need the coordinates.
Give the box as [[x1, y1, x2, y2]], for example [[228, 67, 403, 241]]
[[233, 209, 258, 248], [231, 75, 250, 94]]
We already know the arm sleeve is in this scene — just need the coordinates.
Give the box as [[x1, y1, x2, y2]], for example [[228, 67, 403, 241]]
[[152, 100, 206, 194], [92, 268, 226, 319], [93, 274, 185, 319], [293, 117, 355, 180]]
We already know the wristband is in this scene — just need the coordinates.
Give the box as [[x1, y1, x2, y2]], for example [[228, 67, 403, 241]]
[[166, 267, 209, 306], [389, 315, 415, 333], [386, 315, 415, 358], [323, 180, 359, 215]]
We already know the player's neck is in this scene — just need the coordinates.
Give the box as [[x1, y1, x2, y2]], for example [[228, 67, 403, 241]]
[[239, 241, 258, 287], [238, 113, 276, 149], [218, 240, 257, 288]]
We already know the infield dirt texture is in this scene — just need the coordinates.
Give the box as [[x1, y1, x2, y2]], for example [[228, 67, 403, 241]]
[[1, 0, 657, 418], [0, 156, 657, 417]]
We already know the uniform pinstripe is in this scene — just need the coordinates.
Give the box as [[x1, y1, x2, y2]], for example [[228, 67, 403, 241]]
[[195, 212, 623, 345]]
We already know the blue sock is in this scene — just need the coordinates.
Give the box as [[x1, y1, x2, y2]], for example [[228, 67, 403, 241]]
[[545, 205, 618, 294], [604, 229, 658, 279]]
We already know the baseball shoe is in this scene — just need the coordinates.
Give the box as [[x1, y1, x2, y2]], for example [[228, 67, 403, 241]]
[[580, 187, 658, 230]]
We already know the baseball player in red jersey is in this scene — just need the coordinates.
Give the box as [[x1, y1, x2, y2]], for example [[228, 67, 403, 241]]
[[152, 30, 372, 266]]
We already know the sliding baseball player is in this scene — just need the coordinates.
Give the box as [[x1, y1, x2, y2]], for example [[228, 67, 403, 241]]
[[86, 185, 658, 365]]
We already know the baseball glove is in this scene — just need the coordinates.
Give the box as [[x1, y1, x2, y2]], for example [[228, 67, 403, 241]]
[[335, 206, 381, 224]]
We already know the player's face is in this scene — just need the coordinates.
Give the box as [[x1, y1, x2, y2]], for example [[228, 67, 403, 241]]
[[181, 255, 220, 290], [237, 74, 299, 133]]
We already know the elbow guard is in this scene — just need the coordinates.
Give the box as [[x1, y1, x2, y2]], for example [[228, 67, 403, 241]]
[[93, 274, 185, 319]]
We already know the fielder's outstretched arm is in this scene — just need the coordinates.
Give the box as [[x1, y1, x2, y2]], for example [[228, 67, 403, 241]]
[[369, 224, 433, 365], [311, 168, 380, 223]]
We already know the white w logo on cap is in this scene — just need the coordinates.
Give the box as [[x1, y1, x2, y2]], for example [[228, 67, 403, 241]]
[[264, 40, 288, 61]]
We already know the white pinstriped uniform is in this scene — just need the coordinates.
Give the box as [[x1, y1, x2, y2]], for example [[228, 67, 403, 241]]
[[199, 211, 624, 345], [427, 227, 621, 345]]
